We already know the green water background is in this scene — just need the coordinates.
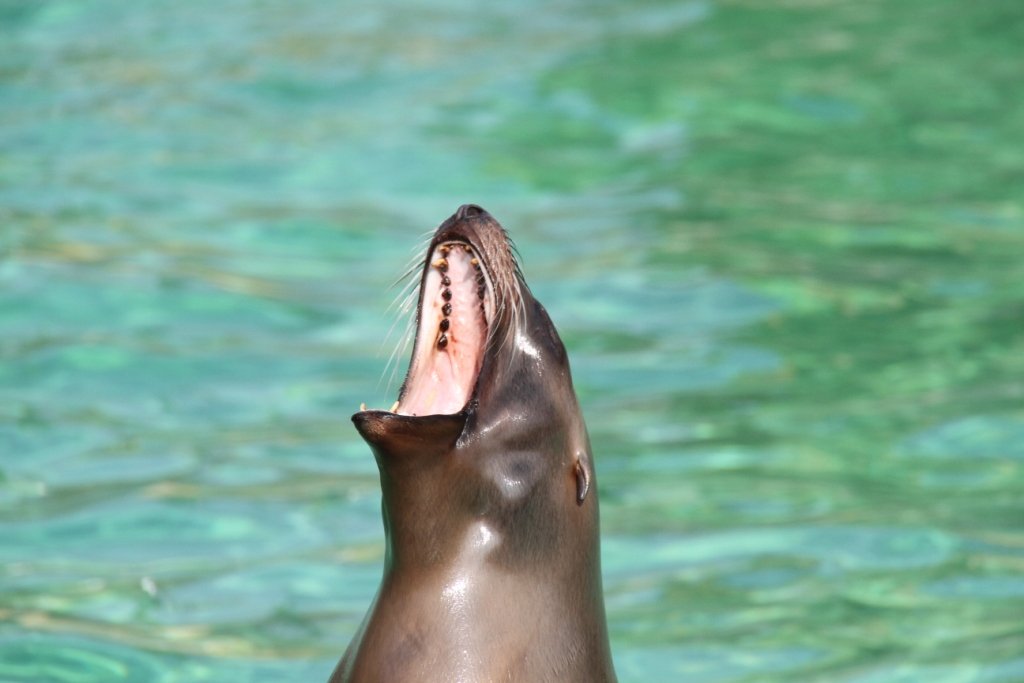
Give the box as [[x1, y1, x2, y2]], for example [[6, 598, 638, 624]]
[[2, 1, 1023, 681]]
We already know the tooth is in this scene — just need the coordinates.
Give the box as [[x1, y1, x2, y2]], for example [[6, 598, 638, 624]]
[[470, 258, 479, 267], [463, 244, 472, 253], [433, 258, 448, 272], [360, 402, 367, 411], [442, 302, 452, 316], [440, 318, 450, 332], [438, 333, 449, 349], [439, 245, 450, 255], [390, 401, 399, 412], [442, 275, 451, 286]]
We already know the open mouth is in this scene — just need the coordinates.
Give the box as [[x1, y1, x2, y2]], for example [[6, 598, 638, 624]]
[[388, 239, 495, 417]]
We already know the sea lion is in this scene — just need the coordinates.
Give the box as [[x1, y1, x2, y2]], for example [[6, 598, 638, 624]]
[[330, 204, 616, 683]]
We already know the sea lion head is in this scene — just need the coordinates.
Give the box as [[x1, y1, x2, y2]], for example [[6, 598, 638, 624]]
[[352, 203, 597, 572]]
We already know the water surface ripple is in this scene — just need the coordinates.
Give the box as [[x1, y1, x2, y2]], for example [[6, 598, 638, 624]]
[[2, 1, 1022, 681]]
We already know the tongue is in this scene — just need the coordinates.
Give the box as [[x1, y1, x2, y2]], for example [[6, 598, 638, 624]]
[[396, 244, 487, 416]]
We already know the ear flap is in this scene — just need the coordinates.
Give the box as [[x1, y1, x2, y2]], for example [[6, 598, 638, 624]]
[[574, 452, 592, 505]]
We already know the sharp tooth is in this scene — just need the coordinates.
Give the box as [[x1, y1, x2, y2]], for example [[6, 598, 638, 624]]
[[360, 402, 367, 411], [390, 401, 399, 412]]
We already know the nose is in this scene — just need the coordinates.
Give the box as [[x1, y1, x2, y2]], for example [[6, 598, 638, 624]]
[[455, 204, 487, 220]]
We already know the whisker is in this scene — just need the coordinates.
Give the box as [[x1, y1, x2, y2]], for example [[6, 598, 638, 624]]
[[387, 270, 421, 313], [378, 230, 433, 394], [384, 313, 416, 395]]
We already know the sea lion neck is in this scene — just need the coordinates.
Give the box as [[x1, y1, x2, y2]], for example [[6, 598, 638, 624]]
[[352, 410, 470, 570], [352, 410, 462, 513]]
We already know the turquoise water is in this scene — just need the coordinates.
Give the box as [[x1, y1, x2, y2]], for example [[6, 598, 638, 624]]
[[3, 0, 1023, 681]]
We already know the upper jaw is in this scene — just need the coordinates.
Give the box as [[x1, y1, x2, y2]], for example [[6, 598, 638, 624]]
[[388, 207, 507, 418], [355, 205, 516, 425]]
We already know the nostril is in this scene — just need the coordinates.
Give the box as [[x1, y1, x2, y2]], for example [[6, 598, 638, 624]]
[[456, 204, 486, 220]]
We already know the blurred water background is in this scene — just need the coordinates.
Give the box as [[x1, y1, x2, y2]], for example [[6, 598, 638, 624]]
[[2, 0, 1023, 681]]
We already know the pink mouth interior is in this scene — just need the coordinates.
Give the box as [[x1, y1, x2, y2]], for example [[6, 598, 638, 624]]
[[396, 242, 492, 416]]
